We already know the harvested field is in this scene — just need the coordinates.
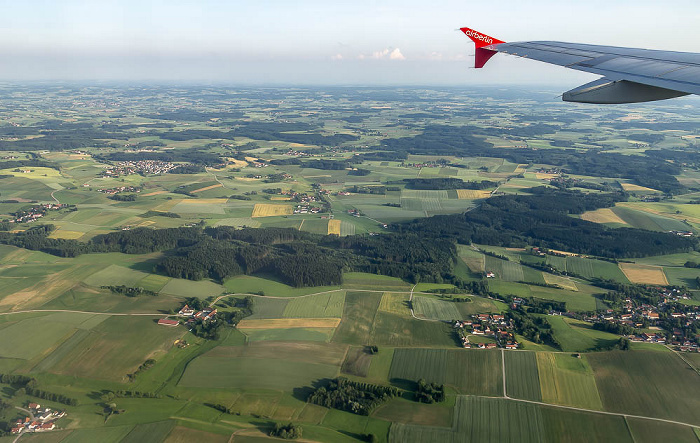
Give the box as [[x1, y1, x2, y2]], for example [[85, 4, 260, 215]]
[[251, 204, 293, 217], [237, 318, 341, 329], [328, 219, 341, 235], [141, 190, 167, 197], [341, 346, 373, 377], [619, 263, 668, 285], [47, 229, 85, 239], [542, 273, 578, 291], [581, 207, 629, 225], [378, 292, 410, 316], [620, 183, 660, 192], [456, 189, 491, 199], [191, 183, 223, 193]]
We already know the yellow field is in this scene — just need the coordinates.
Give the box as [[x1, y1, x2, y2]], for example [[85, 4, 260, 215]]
[[237, 318, 341, 329], [47, 230, 85, 240], [180, 198, 228, 205], [456, 189, 492, 199], [378, 292, 410, 316], [620, 183, 660, 193], [536, 352, 603, 410], [252, 204, 293, 218], [581, 208, 629, 225], [514, 164, 528, 173], [0, 167, 62, 180], [270, 196, 292, 201], [542, 274, 578, 291], [191, 183, 223, 193], [619, 263, 668, 285], [461, 255, 485, 273], [141, 190, 167, 197], [328, 219, 341, 235], [535, 173, 560, 180], [154, 199, 183, 211]]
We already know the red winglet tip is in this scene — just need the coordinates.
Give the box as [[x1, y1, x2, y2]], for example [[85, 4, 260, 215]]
[[460, 27, 505, 48]]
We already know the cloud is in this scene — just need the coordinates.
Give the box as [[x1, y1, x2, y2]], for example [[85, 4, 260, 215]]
[[389, 48, 405, 60], [330, 53, 343, 61], [358, 48, 405, 61]]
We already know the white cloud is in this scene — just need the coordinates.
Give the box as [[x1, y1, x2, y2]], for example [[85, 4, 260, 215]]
[[358, 48, 405, 61], [389, 48, 405, 60], [330, 53, 343, 61], [371, 49, 390, 59]]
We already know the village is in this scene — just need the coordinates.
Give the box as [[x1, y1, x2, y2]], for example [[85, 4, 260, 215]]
[[96, 186, 141, 195], [101, 160, 179, 177], [8, 203, 65, 224], [11, 403, 66, 435], [453, 314, 520, 350]]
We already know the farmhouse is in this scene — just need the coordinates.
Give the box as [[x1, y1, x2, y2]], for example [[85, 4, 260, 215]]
[[178, 305, 195, 316], [158, 318, 179, 327]]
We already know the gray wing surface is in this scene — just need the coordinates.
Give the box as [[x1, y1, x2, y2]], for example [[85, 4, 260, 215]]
[[459, 25, 700, 104], [489, 41, 700, 102]]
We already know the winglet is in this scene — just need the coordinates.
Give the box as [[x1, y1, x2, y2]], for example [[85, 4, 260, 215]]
[[460, 27, 505, 68]]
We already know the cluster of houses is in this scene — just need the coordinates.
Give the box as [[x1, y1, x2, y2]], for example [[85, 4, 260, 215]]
[[583, 288, 700, 351], [97, 186, 141, 195], [11, 403, 66, 435], [398, 161, 449, 169], [102, 160, 178, 177], [177, 305, 218, 323], [454, 314, 519, 350], [8, 203, 64, 223]]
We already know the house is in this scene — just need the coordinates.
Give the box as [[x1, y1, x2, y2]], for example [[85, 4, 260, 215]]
[[486, 272, 495, 278], [36, 423, 55, 432], [505, 343, 518, 350], [28, 403, 40, 410], [158, 318, 179, 327], [178, 305, 195, 316]]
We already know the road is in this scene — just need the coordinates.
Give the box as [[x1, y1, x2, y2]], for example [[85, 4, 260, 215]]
[[11, 407, 34, 443], [0, 309, 168, 317]]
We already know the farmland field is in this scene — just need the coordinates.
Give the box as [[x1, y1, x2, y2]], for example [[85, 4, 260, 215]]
[[282, 291, 346, 318], [390, 396, 545, 443], [618, 263, 668, 285], [587, 351, 700, 425], [251, 203, 293, 217], [504, 351, 542, 401], [332, 291, 382, 344], [389, 349, 503, 396], [484, 255, 524, 282], [46, 316, 184, 381], [411, 296, 461, 321], [237, 318, 341, 329], [566, 256, 630, 283], [378, 292, 410, 316], [456, 297, 502, 316], [536, 352, 603, 410], [546, 316, 620, 352], [179, 342, 344, 390], [243, 327, 336, 342], [581, 207, 629, 225]]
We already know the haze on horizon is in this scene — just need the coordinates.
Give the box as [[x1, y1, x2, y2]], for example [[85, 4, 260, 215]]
[[0, 0, 698, 87]]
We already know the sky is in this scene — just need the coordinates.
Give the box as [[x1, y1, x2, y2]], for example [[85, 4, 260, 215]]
[[0, 0, 698, 86]]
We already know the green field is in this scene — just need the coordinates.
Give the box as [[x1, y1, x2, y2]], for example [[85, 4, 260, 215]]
[[411, 296, 461, 321], [389, 349, 502, 396], [456, 296, 503, 316], [243, 328, 336, 342], [247, 296, 289, 319], [224, 275, 341, 297], [179, 342, 344, 391], [390, 396, 545, 443], [546, 316, 621, 352], [566, 256, 630, 283], [536, 352, 603, 410], [505, 351, 542, 401], [626, 417, 700, 443], [332, 291, 382, 345], [283, 291, 346, 318], [485, 255, 524, 281], [587, 351, 700, 425], [46, 316, 184, 381], [120, 420, 177, 443], [59, 425, 135, 443]]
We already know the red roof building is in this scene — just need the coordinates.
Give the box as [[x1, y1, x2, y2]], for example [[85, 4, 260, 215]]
[[158, 318, 179, 327]]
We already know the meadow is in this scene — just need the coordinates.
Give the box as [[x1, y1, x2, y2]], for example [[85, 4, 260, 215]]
[[389, 349, 503, 396], [587, 351, 700, 425]]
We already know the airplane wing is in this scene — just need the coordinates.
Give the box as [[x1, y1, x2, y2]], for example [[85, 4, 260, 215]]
[[460, 27, 700, 104]]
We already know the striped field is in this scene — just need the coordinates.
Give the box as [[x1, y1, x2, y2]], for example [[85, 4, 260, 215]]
[[251, 204, 294, 217]]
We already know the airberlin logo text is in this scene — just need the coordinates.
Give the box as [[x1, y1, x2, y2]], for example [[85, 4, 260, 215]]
[[463, 29, 493, 45]]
